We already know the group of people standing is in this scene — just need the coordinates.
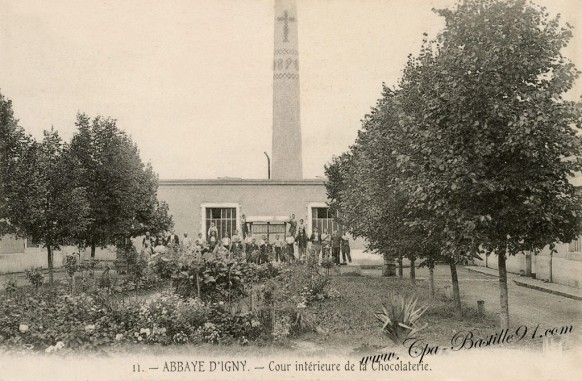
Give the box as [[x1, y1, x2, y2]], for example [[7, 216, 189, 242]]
[[307, 226, 352, 265], [140, 230, 181, 257], [139, 213, 352, 266]]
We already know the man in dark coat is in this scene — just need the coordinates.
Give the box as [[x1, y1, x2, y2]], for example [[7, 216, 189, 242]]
[[247, 238, 260, 263], [166, 230, 180, 247], [331, 230, 342, 265]]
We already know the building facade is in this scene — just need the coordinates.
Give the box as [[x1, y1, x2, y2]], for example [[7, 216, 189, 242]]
[[157, 178, 354, 245]]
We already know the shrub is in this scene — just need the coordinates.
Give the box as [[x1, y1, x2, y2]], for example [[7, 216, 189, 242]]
[[374, 292, 428, 344], [306, 275, 330, 302], [195, 322, 221, 344], [246, 262, 280, 283], [289, 301, 317, 335], [272, 315, 291, 343], [320, 257, 334, 270], [64, 254, 79, 278], [117, 243, 148, 281], [171, 259, 280, 302], [275, 262, 329, 306], [135, 292, 209, 344], [199, 260, 247, 302], [150, 249, 181, 281], [4, 278, 18, 295], [306, 248, 319, 267], [206, 305, 263, 344], [24, 268, 44, 290], [97, 266, 117, 290]]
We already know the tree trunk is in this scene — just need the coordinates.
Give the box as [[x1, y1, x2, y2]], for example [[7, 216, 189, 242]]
[[449, 259, 461, 315], [498, 252, 509, 329], [91, 242, 96, 259], [410, 258, 416, 285], [382, 252, 395, 277], [398, 255, 403, 278], [47, 245, 54, 288], [429, 264, 435, 298]]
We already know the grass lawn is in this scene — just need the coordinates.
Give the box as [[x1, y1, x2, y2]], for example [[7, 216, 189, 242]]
[[305, 275, 500, 353]]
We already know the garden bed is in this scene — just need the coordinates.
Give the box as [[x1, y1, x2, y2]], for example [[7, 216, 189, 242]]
[[0, 247, 544, 357], [0, 248, 318, 354]]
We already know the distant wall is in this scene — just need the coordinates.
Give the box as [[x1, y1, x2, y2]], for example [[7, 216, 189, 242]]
[[0, 235, 25, 255], [0, 235, 117, 274], [0, 250, 65, 274], [474, 240, 582, 289]]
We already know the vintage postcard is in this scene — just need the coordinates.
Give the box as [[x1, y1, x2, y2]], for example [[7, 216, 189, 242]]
[[0, 0, 581, 380]]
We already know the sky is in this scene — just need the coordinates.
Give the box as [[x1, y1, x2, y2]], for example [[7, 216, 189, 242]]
[[1, 0, 581, 180]]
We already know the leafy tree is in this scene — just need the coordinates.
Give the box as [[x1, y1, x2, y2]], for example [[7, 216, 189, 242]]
[[69, 114, 173, 256], [8, 130, 91, 286], [0, 92, 33, 236], [325, 88, 441, 284], [1, 93, 91, 286], [31, 130, 92, 286], [149, 200, 174, 236], [397, 0, 582, 328]]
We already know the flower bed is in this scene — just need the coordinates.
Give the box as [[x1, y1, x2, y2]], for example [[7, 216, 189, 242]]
[[0, 288, 269, 353], [0, 247, 339, 354]]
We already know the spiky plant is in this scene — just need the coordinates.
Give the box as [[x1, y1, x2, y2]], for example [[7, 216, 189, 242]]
[[375, 292, 428, 344]]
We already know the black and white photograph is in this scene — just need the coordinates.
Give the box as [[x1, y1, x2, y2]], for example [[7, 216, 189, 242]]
[[0, 0, 581, 380]]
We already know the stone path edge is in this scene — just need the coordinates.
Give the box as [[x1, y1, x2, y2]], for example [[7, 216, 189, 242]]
[[511, 279, 582, 301], [466, 266, 582, 301]]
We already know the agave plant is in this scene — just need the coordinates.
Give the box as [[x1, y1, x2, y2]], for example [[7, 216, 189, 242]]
[[375, 292, 428, 344]]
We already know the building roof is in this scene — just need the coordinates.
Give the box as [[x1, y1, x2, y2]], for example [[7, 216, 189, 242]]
[[159, 178, 326, 186], [159, 175, 581, 187]]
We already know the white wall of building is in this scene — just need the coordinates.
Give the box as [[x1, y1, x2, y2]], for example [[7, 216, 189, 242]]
[[474, 240, 582, 289]]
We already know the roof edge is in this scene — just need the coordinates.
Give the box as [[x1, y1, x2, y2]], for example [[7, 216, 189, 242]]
[[159, 178, 327, 186]]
